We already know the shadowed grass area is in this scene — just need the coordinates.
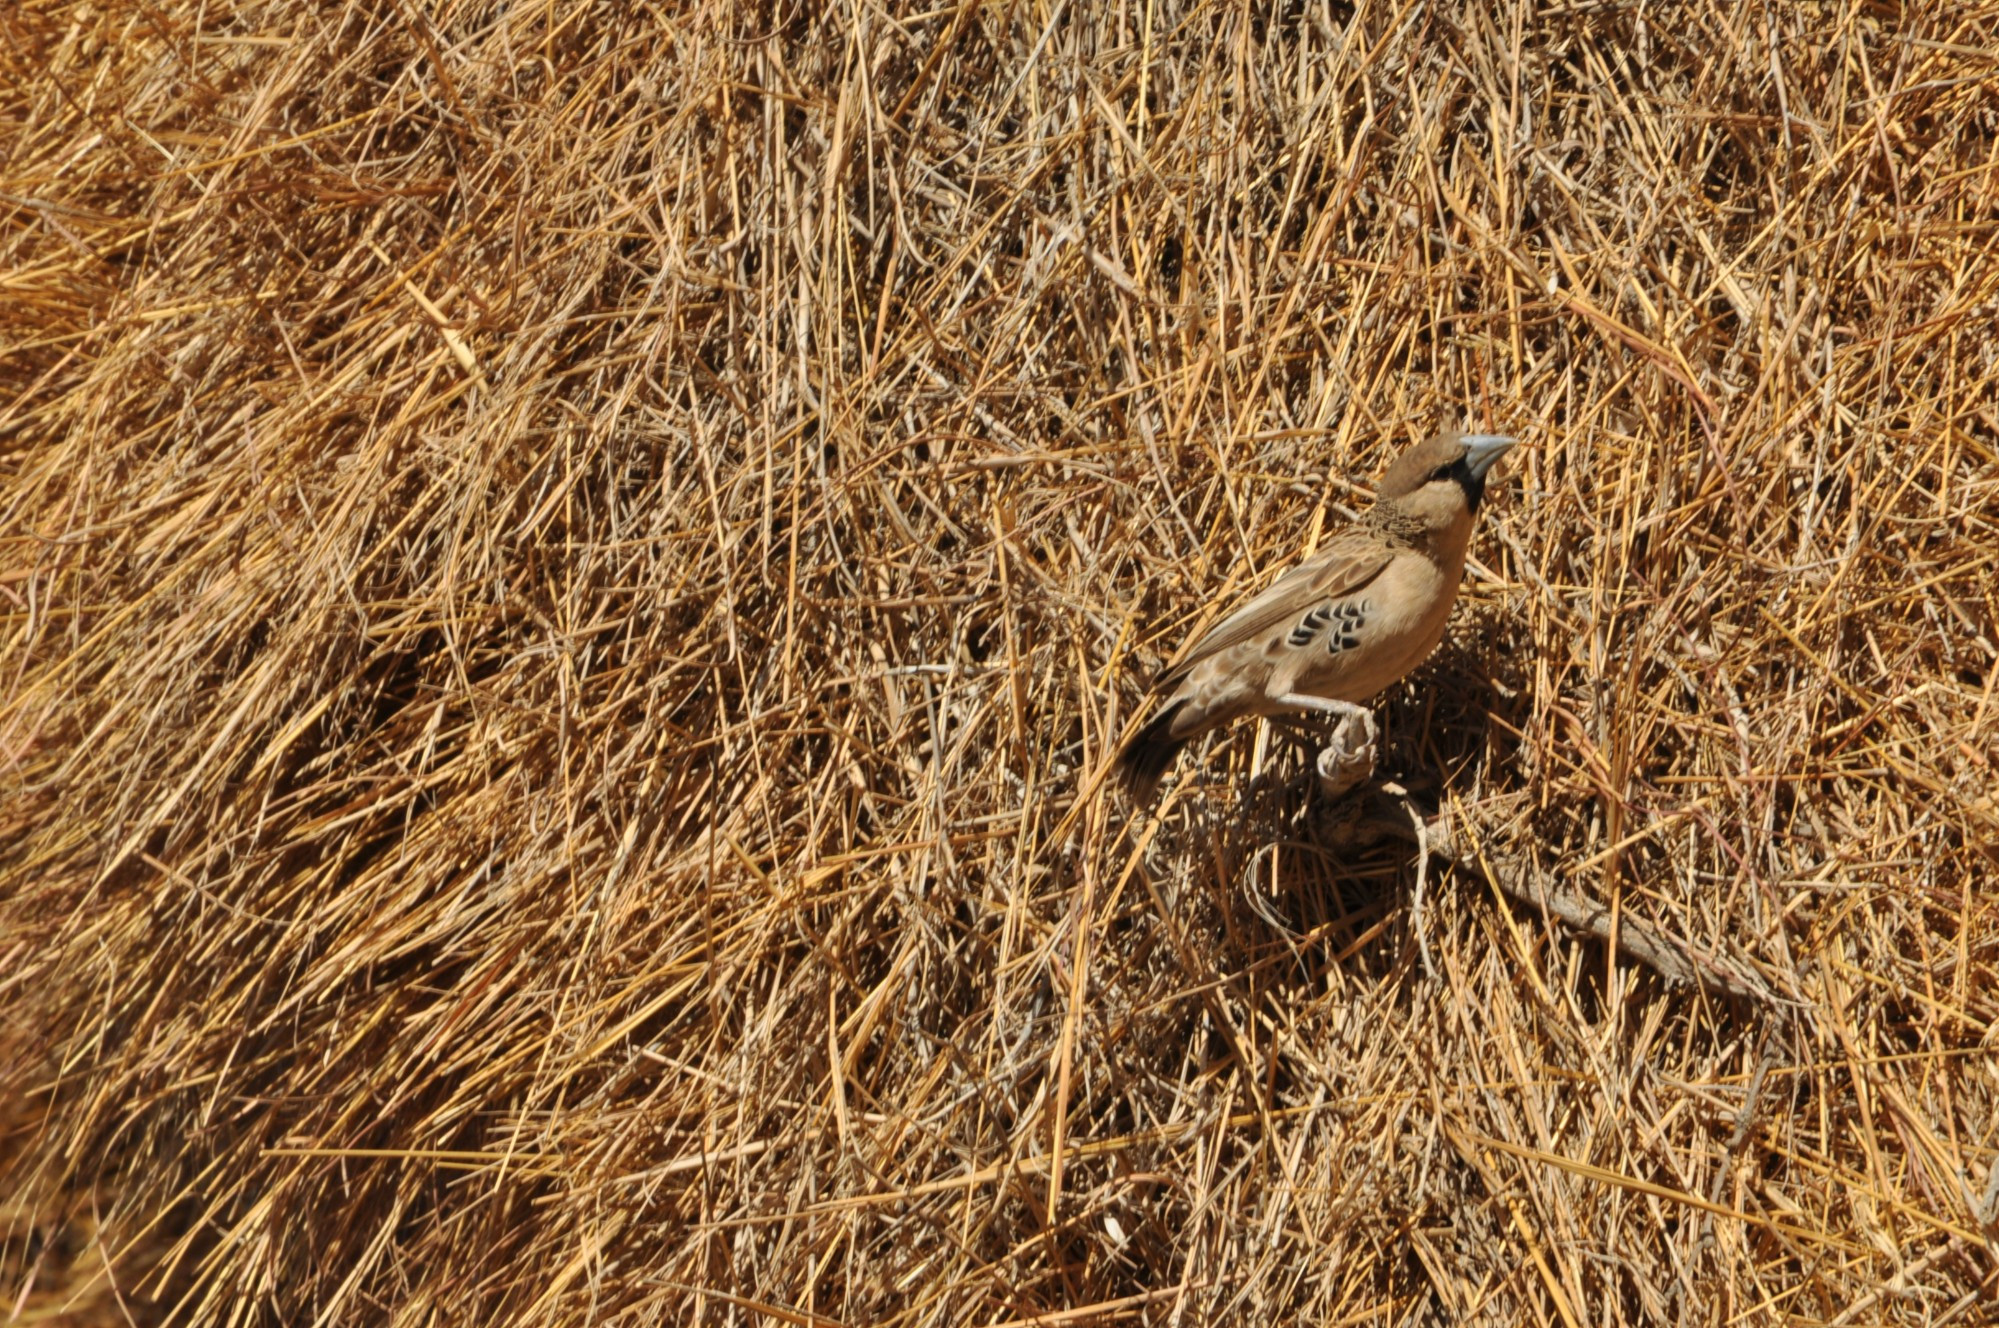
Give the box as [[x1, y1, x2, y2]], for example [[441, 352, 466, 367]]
[[4, 0, 1997, 1321]]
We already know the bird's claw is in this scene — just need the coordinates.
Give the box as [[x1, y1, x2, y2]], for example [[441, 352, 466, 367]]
[[1314, 709, 1378, 800]]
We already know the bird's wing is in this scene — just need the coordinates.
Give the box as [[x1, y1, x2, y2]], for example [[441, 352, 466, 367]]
[[1153, 528, 1395, 692]]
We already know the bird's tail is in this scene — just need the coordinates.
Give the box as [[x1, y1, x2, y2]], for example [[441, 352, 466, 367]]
[[1116, 701, 1188, 800]]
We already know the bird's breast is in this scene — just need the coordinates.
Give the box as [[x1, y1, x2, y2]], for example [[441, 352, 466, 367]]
[[1271, 552, 1462, 703]]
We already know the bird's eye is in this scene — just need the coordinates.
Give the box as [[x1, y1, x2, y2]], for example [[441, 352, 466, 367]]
[[1429, 464, 1455, 482]]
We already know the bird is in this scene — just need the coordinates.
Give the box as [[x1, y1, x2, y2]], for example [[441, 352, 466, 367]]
[[1117, 429, 1517, 799]]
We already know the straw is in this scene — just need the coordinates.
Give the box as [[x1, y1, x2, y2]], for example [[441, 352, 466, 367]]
[[5, 0, 1996, 1321]]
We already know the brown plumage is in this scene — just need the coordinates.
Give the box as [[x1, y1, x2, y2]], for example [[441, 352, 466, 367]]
[[1118, 430, 1517, 798]]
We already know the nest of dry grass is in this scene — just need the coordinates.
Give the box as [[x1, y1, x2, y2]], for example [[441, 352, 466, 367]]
[[6, 0, 1999, 1322]]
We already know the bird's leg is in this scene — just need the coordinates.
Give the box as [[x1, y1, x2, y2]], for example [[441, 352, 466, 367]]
[[1271, 694, 1378, 800]]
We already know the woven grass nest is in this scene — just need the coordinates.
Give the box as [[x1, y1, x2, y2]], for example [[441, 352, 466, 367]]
[[5, 0, 1997, 1322]]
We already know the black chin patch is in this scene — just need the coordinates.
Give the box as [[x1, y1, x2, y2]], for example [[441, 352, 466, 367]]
[[1451, 457, 1486, 512]]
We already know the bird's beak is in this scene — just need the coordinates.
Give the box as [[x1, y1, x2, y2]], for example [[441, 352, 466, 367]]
[[1460, 435, 1517, 481]]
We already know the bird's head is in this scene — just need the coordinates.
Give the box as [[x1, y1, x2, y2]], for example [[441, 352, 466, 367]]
[[1374, 429, 1517, 533]]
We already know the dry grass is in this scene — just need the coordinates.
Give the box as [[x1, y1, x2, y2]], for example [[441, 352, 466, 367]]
[[5, 0, 1999, 1322]]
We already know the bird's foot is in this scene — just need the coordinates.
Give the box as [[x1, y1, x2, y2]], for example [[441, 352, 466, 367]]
[[1313, 708, 1378, 800]]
